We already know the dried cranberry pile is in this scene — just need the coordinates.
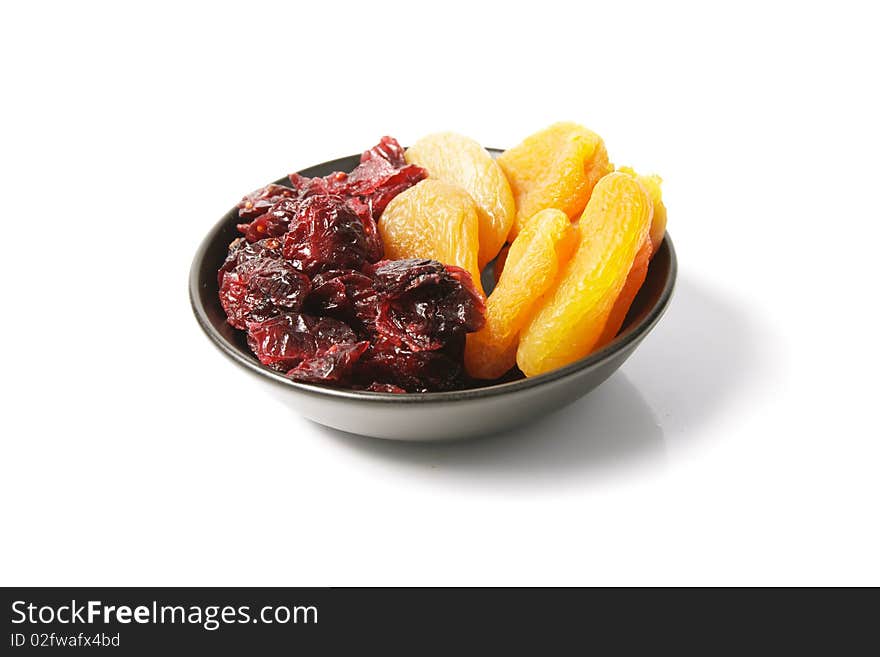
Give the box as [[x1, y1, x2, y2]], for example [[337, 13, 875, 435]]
[[218, 137, 486, 393]]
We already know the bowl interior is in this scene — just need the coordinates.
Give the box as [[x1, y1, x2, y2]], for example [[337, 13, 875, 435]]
[[190, 153, 676, 398]]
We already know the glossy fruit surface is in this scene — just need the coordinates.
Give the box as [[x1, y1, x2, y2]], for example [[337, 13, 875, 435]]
[[497, 122, 613, 238], [379, 179, 484, 296], [618, 166, 666, 249], [516, 173, 652, 376], [369, 258, 485, 352], [405, 132, 515, 267], [236, 136, 426, 253], [246, 312, 367, 378], [218, 237, 311, 329], [595, 237, 652, 349], [465, 209, 576, 379]]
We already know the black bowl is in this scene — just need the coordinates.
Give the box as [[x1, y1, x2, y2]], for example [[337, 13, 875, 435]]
[[189, 152, 677, 440]]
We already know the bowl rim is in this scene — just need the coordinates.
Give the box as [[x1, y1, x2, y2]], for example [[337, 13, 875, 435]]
[[189, 154, 677, 404]]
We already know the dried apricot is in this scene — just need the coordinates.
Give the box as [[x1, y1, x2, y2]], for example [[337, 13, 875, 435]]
[[592, 168, 668, 348], [379, 179, 484, 296], [497, 122, 613, 238], [405, 132, 515, 268], [516, 173, 652, 377], [595, 237, 652, 349], [618, 166, 666, 249], [465, 209, 576, 379]]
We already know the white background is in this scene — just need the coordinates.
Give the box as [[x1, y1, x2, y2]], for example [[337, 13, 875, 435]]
[[2, 1, 878, 586]]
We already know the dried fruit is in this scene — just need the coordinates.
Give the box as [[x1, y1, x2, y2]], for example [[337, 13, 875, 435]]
[[237, 137, 425, 247], [593, 167, 667, 348], [217, 131, 665, 393], [289, 341, 370, 384], [369, 258, 485, 352], [595, 237, 652, 349], [361, 135, 408, 168], [245, 312, 367, 383], [379, 180, 484, 296], [405, 132, 515, 267], [218, 237, 310, 329], [282, 195, 379, 275], [287, 136, 427, 221], [307, 269, 379, 332], [618, 166, 667, 249], [516, 173, 652, 377], [237, 183, 298, 220], [498, 122, 613, 238], [465, 209, 576, 379], [355, 337, 464, 392]]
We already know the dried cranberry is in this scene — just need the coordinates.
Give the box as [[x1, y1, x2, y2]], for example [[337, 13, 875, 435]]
[[246, 313, 366, 385], [360, 135, 408, 167], [286, 171, 346, 198], [246, 313, 321, 371], [354, 161, 427, 218], [368, 259, 486, 351], [218, 238, 309, 329], [236, 197, 302, 243], [218, 237, 283, 285], [307, 269, 379, 331], [237, 183, 297, 220], [282, 195, 378, 275], [288, 136, 426, 222], [354, 337, 464, 392], [288, 341, 369, 384], [236, 184, 300, 241]]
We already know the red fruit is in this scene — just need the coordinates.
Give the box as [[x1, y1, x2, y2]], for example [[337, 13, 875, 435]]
[[218, 238, 309, 329], [246, 313, 367, 386], [307, 269, 379, 332], [288, 341, 370, 385], [282, 195, 379, 275], [360, 135, 408, 167], [237, 183, 297, 220], [354, 337, 464, 393], [288, 136, 426, 222], [369, 259, 486, 352]]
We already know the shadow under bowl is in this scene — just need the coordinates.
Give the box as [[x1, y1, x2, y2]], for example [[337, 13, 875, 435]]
[[189, 152, 677, 441]]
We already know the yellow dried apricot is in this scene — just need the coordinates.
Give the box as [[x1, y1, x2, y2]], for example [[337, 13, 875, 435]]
[[516, 173, 652, 377], [405, 132, 515, 268], [592, 168, 668, 348], [497, 122, 613, 239], [465, 209, 576, 379], [595, 237, 652, 349], [618, 166, 666, 249], [379, 179, 484, 296]]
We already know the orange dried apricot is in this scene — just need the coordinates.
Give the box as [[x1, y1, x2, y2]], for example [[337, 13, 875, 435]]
[[497, 122, 613, 239], [405, 132, 515, 268], [379, 179, 484, 296], [618, 166, 666, 249], [595, 236, 652, 349], [516, 173, 652, 377], [465, 209, 576, 379], [592, 168, 668, 348]]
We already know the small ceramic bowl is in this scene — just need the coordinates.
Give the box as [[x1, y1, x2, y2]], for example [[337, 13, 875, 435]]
[[189, 152, 677, 441]]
